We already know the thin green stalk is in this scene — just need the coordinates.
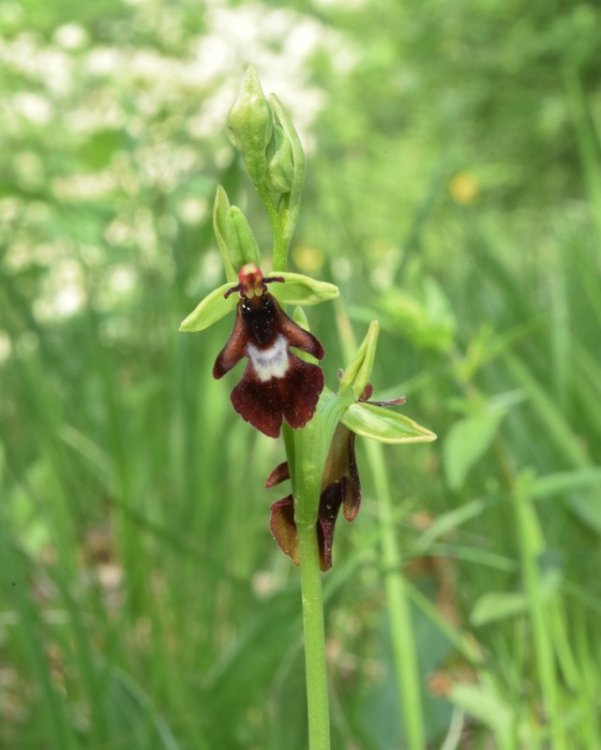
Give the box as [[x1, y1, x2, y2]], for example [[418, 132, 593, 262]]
[[297, 521, 331, 750], [365, 440, 425, 750], [289, 422, 332, 750], [288, 392, 355, 750], [256, 185, 288, 272]]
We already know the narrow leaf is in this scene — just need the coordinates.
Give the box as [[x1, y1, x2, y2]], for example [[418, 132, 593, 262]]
[[470, 591, 528, 626], [449, 680, 513, 740], [443, 412, 503, 491]]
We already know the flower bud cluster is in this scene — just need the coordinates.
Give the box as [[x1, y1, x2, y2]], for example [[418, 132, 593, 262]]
[[226, 66, 304, 202]]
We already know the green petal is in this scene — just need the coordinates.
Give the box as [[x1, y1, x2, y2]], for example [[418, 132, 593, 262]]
[[270, 272, 338, 306], [226, 206, 261, 270], [341, 402, 437, 444], [179, 283, 238, 332]]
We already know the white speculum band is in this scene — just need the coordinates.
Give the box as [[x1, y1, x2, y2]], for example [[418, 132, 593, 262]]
[[247, 335, 289, 382]]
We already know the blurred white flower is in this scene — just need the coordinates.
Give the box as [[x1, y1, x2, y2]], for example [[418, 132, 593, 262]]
[[200, 247, 223, 287], [178, 196, 208, 225], [13, 92, 53, 124], [85, 47, 123, 77], [53, 23, 89, 51], [34, 258, 86, 320], [52, 171, 118, 201], [107, 264, 137, 295]]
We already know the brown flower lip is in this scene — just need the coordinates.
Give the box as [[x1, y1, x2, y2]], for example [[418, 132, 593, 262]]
[[213, 264, 325, 438]]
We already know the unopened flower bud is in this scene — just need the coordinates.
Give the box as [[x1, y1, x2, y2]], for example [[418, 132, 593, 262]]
[[227, 66, 273, 187], [266, 124, 295, 194]]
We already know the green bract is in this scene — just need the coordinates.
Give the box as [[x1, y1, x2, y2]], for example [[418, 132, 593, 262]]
[[341, 402, 436, 444], [339, 320, 380, 399]]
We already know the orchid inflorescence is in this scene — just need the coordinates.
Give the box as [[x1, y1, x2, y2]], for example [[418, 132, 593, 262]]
[[180, 66, 436, 570]]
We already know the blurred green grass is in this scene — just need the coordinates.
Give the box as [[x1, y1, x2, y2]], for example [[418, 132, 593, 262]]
[[1, 0, 601, 748]]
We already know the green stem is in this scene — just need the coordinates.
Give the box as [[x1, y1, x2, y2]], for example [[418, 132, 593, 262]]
[[257, 185, 288, 272], [288, 415, 333, 750], [297, 521, 331, 750], [288, 395, 351, 750], [365, 440, 425, 750], [272, 227, 288, 273]]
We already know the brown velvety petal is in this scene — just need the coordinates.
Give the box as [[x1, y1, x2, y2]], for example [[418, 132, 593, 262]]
[[278, 309, 325, 360], [270, 495, 299, 565], [265, 461, 290, 488], [213, 302, 248, 378], [342, 431, 362, 521], [317, 482, 344, 571]]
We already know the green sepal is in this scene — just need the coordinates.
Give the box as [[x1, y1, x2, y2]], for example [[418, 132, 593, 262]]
[[341, 402, 437, 444], [338, 320, 379, 399], [213, 186, 237, 282], [227, 65, 272, 187], [225, 206, 261, 270], [270, 272, 338, 306], [179, 282, 238, 332]]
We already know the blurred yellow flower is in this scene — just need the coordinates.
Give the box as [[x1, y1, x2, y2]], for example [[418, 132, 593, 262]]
[[449, 171, 480, 205], [292, 244, 324, 273]]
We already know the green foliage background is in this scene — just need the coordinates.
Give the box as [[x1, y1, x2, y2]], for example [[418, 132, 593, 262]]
[[2, 0, 601, 747]]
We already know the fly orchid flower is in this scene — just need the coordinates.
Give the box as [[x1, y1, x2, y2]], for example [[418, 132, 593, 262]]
[[267, 384, 407, 570], [213, 263, 325, 438], [180, 233, 339, 437]]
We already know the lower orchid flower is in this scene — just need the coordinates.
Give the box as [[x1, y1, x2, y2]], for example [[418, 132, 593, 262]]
[[267, 384, 407, 570]]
